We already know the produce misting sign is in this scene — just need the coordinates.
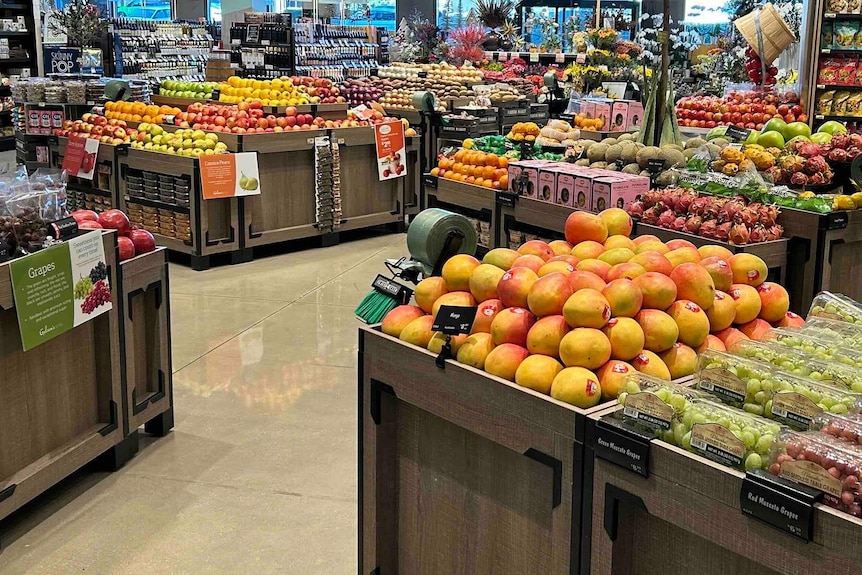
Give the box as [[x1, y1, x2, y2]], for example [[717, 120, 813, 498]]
[[374, 121, 406, 181]]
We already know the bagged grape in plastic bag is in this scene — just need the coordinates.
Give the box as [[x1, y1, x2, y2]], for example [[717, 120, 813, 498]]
[[4, 170, 69, 254], [0, 165, 31, 257], [29, 168, 69, 215]]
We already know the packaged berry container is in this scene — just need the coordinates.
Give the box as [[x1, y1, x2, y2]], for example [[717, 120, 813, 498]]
[[807, 291, 862, 325], [769, 430, 862, 518], [616, 373, 709, 433], [729, 338, 862, 393], [696, 349, 862, 430], [672, 398, 780, 471]]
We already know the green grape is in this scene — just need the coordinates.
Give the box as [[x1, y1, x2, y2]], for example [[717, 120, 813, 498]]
[[756, 433, 774, 454], [745, 453, 763, 471], [74, 276, 93, 300], [618, 392, 628, 405], [740, 430, 756, 450], [744, 403, 764, 416]]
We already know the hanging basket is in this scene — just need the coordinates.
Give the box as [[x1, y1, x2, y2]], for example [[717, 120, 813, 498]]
[[734, 4, 795, 64]]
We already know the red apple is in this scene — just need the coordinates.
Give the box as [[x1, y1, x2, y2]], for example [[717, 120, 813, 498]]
[[98, 209, 131, 236], [117, 235, 136, 261], [128, 228, 156, 254]]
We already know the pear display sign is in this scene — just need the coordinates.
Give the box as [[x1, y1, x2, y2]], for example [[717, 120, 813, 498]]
[[200, 152, 262, 200]]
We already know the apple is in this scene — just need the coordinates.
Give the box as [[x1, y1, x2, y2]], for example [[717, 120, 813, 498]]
[[128, 228, 156, 255], [71, 209, 99, 223], [117, 235, 136, 261], [99, 209, 131, 236]]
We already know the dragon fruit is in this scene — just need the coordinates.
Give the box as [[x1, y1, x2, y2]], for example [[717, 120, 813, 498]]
[[849, 133, 862, 148], [700, 220, 717, 239], [765, 166, 783, 183], [675, 191, 696, 213], [779, 155, 804, 173], [672, 216, 687, 231], [719, 201, 740, 223], [740, 206, 759, 227], [684, 215, 703, 234], [689, 197, 711, 216], [820, 144, 833, 156], [798, 143, 823, 159], [628, 200, 645, 217], [658, 209, 676, 228], [704, 200, 723, 220], [715, 222, 732, 242], [641, 206, 661, 225], [809, 173, 824, 185], [748, 225, 767, 243], [832, 133, 850, 149], [767, 225, 784, 241], [758, 205, 778, 227], [790, 172, 809, 185], [729, 223, 751, 245], [804, 155, 829, 175]]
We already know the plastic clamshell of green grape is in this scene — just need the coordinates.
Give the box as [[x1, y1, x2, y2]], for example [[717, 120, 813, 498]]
[[730, 337, 862, 393], [695, 348, 862, 430], [767, 327, 862, 370], [667, 399, 780, 472], [807, 291, 862, 325], [803, 316, 862, 349], [618, 373, 709, 432]]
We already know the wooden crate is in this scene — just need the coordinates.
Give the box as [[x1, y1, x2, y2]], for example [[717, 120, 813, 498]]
[[119, 247, 173, 437], [118, 148, 241, 271], [634, 221, 789, 284], [330, 126, 407, 233], [0, 231, 133, 527], [496, 196, 573, 249], [50, 136, 120, 211], [242, 131, 319, 249], [587, 408, 862, 575], [778, 207, 862, 314], [359, 326, 613, 575]]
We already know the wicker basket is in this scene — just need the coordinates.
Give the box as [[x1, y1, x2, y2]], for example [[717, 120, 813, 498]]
[[734, 4, 795, 64]]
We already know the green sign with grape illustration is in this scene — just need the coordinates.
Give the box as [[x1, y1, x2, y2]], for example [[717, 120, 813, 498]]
[[9, 232, 112, 351]]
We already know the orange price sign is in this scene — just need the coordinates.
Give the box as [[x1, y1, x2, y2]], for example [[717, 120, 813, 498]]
[[200, 152, 261, 199]]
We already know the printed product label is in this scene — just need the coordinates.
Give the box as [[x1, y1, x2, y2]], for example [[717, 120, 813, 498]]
[[623, 392, 674, 431], [771, 392, 823, 429], [698, 367, 747, 405], [780, 460, 842, 498], [690, 423, 745, 468]]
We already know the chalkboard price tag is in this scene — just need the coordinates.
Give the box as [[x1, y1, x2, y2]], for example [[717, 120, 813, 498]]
[[496, 189, 518, 208], [740, 470, 820, 542], [432, 305, 478, 335], [827, 210, 849, 229], [725, 125, 751, 142], [423, 173, 438, 188], [594, 417, 652, 477], [211, 88, 220, 101]]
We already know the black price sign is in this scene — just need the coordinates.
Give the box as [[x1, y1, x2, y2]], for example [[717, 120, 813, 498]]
[[496, 190, 518, 208], [740, 470, 820, 542], [827, 211, 849, 230], [211, 88, 220, 101], [594, 418, 652, 477], [646, 158, 665, 173], [432, 305, 478, 335], [725, 125, 752, 143]]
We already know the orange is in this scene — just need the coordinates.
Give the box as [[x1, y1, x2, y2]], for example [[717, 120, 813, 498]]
[[483, 166, 496, 179], [499, 175, 508, 189], [474, 178, 485, 187], [485, 154, 499, 166], [482, 180, 494, 188], [492, 181, 501, 189], [453, 162, 464, 174], [454, 150, 465, 162], [430, 167, 440, 176], [493, 168, 507, 180], [498, 157, 509, 168]]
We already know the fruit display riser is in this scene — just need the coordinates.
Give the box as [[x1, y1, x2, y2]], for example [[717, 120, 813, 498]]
[[359, 325, 604, 575], [0, 231, 132, 527], [117, 148, 240, 271], [118, 247, 174, 436], [778, 207, 862, 314], [588, 408, 862, 575], [633, 221, 788, 284], [496, 196, 571, 249], [50, 137, 121, 210], [151, 95, 207, 110]]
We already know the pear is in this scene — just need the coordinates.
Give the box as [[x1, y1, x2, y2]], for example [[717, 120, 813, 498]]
[[245, 177, 259, 191], [239, 173, 249, 189]]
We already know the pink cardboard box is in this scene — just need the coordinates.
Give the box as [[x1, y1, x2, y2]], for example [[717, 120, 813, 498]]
[[592, 101, 612, 132], [538, 169, 556, 202], [626, 101, 645, 131], [573, 174, 592, 210], [591, 174, 649, 212], [556, 172, 574, 207], [611, 100, 645, 131], [507, 162, 524, 194]]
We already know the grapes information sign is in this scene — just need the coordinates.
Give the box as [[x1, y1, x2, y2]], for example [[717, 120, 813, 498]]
[[9, 231, 112, 351]]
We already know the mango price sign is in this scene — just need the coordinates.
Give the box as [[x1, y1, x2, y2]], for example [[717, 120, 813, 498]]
[[374, 121, 407, 181]]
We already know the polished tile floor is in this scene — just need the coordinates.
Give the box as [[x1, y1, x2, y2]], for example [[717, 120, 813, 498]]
[[0, 232, 408, 574]]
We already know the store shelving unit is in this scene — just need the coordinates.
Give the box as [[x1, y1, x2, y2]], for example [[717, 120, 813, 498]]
[[294, 22, 379, 82], [110, 19, 216, 81], [229, 16, 295, 80], [0, 0, 35, 77]]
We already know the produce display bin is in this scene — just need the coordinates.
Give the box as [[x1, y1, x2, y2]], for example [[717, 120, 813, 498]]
[[777, 207, 862, 314], [49, 136, 120, 212], [242, 131, 320, 249], [359, 325, 609, 575], [330, 126, 409, 234], [425, 176, 496, 249], [118, 148, 241, 271], [496, 196, 572, 249], [118, 247, 173, 437], [633, 221, 789, 284], [0, 231, 133, 532], [587, 407, 862, 575]]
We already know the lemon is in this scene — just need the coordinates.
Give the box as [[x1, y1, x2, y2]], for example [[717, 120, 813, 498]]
[[851, 192, 862, 208], [463, 138, 474, 149]]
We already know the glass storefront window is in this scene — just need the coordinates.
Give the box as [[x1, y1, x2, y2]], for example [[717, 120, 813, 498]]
[[112, 0, 172, 20]]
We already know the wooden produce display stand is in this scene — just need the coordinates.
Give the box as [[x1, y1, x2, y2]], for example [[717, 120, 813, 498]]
[[117, 148, 241, 271], [49, 136, 120, 212], [359, 325, 610, 575], [634, 221, 789, 284], [0, 232, 131, 531], [118, 247, 173, 437], [586, 407, 862, 575], [777, 207, 862, 314], [241, 131, 319, 249], [497, 195, 571, 249]]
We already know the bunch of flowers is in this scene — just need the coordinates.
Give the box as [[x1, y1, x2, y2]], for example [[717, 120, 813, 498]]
[[564, 63, 611, 93], [448, 25, 485, 65], [588, 27, 619, 51]]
